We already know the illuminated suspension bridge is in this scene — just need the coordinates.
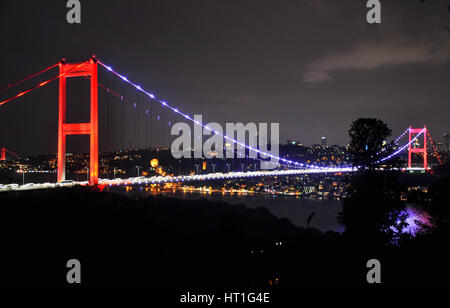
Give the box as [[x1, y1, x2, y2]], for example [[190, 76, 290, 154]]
[[0, 148, 19, 161], [0, 56, 443, 190]]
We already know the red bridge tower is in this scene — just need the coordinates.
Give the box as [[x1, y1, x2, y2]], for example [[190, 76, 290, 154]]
[[408, 126, 428, 169], [57, 57, 98, 185]]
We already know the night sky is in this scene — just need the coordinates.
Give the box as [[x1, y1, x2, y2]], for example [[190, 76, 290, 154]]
[[0, 0, 449, 155]]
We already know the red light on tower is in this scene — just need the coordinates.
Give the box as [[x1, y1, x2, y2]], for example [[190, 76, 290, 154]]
[[57, 57, 99, 185], [408, 126, 428, 169]]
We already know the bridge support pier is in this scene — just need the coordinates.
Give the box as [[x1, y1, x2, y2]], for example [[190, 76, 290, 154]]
[[57, 57, 98, 185]]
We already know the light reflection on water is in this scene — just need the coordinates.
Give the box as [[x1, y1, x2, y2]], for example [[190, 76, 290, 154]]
[[115, 187, 344, 233], [402, 206, 433, 235], [107, 187, 435, 236], [108, 186, 435, 236]]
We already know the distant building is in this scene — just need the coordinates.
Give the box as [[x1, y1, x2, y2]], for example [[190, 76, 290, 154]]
[[286, 139, 297, 145], [302, 186, 315, 194], [321, 137, 327, 147], [444, 133, 450, 152]]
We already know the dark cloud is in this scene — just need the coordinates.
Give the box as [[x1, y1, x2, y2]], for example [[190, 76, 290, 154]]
[[303, 0, 450, 83], [303, 39, 450, 82], [0, 0, 449, 153]]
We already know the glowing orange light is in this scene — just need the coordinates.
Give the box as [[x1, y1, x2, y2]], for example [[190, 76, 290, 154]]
[[150, 158, 159, 168]]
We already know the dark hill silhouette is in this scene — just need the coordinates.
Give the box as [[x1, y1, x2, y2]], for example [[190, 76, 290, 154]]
[[0, 187, 322, 287], [1, 186, 450, 288]]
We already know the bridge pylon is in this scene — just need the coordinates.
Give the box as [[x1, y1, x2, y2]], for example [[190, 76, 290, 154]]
[[57, 56, 98, 185], [408, 126, 427, 169]]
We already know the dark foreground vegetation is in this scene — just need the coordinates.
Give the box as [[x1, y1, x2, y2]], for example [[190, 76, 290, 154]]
[[1, 117, 449, 288], [0, 182, 450, 288]]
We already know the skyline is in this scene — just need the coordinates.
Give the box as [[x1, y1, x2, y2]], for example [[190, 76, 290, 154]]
[[0, 0, 449, 155]]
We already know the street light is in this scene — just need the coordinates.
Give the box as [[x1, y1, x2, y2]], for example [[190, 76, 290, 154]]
[[241, 163, 245, 172], [195, 164, 200, 174], [113, 167, 117, 179], [136, 166, 141, 177], [85, 167, 89, 182], [212, 163, 216, 173], [226, 163, 230, 173]]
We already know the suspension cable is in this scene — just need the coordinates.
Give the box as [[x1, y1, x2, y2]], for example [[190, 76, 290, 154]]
[[98, 60, 315, 168], [376, 128, 409, 156], [88, 77, 171, 139], [99, 60, 414, 170], [0, 63, 58, 93], [0, 62, 86, 108], [376, 128, 426, 164], [5, 148, 19, 157], [427, 130, 443, 165]]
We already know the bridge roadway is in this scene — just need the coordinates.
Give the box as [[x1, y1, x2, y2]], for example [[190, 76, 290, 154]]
[[0, 167, 427, 192], [0, 167, 357, 192]]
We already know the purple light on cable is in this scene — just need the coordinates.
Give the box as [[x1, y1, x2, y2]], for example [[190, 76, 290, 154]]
[[98, 60, 408, 172], [377, 129, 425, 163]]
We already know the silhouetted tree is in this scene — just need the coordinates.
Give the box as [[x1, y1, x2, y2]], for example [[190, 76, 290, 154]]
[[339, 170, 408, 245], [340, 118, 407, 246], [348, 118, 391, 170], [425, 175, 450, 226]]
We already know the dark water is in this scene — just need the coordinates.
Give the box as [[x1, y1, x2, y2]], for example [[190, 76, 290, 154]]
[[120, 188, 344, 232]]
